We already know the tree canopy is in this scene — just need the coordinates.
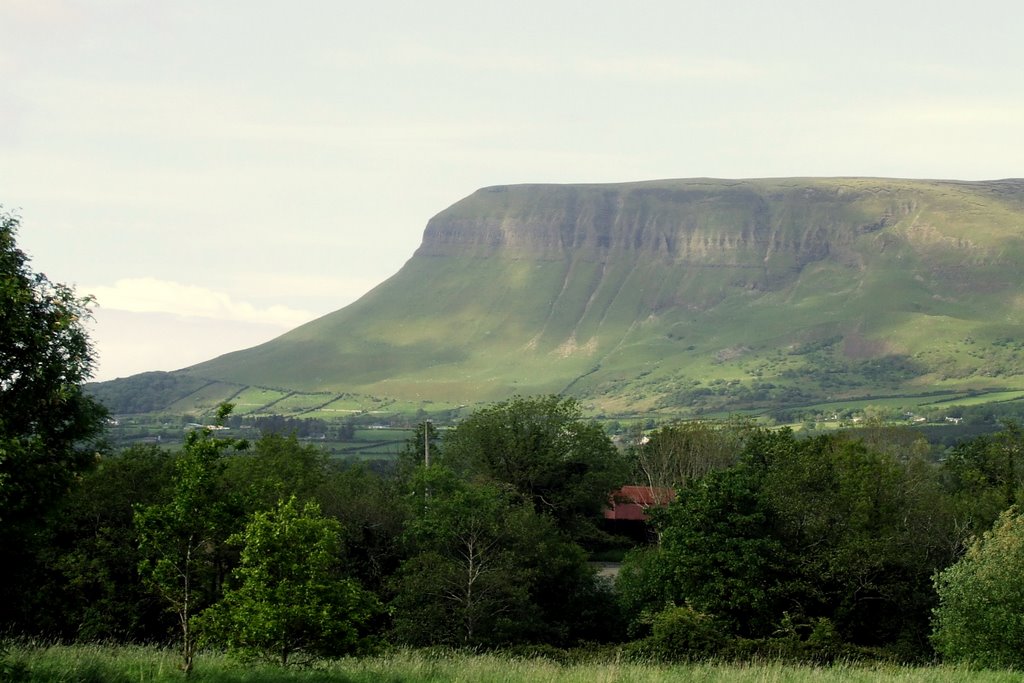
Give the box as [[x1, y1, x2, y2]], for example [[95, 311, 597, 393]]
[[440, 395, 627, 545], [0, 208, 106, 526], [199, 496, 381, 666], [0, 208, 107, 628], [932, 507, 1024, 668]]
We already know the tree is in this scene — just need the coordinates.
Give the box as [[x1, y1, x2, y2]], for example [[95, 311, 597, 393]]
[[940, 422, 1024, 538], [49, 445, 175, 641], [932, 507, 1024, 668], [628, 418, 750, 503], [391, 465, 618, 647], [441, 395, 627, 545], [655, 461, 790, 638], [134, 408, 243, 674], [390, 467, 535, 646], [0, 208, 107, 628], [221, 432, 327, 513], [759, 432, 956, 651], [199, 496, 380, 666], [621, 428, 957, 657], [316, 463, 409, 595]]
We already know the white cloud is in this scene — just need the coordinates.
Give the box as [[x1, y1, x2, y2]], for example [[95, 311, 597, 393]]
[[85, 278, 316, 328]]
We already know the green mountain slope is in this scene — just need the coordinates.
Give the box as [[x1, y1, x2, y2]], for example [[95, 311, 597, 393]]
[[92, 177, 1024, 418]]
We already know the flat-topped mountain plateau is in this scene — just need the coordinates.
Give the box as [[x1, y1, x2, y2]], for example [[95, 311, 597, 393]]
[[91, 178, 1024, 421]]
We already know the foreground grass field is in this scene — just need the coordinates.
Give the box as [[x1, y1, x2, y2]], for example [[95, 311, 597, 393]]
[[7, 644, 1023, 683]]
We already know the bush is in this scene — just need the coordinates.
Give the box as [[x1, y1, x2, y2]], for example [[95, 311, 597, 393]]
[[643, 605, 728, 662]]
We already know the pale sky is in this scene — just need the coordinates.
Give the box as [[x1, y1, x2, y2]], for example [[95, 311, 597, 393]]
[[2, 1, 1022, 381]]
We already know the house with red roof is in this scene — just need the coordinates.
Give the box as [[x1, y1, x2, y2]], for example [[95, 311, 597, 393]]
[[603, 485, 675, 541]]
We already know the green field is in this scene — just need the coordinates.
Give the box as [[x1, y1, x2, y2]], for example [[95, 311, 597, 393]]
[[102, 417, 421, 459], [8, 644, 1022, 683]]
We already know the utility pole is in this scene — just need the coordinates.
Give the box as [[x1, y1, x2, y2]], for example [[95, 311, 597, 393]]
[[424, 420, 431, 468]]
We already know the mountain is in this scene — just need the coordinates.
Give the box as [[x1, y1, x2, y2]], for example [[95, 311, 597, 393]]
[[90, 177, 1024, 420]]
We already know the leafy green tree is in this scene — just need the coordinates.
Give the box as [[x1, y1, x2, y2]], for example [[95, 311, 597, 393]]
[[316, 463, 409, 595], [759, 432, 956, 652], [622, 428, 957, 658], [506, 493, 622, 646], [616, 546, 674, 636], [932, 507, 1024, 668], [135, 408, 243, 674], [390, 467, 535, 646], [221, 432, 327, 513], [199, 496, 381, 666], [441, 395, 627, 545], [391, 465, 618, 647], [657, 461, 790, 637], [0, 208, 107, 627], [940, 422, 1024, 538]]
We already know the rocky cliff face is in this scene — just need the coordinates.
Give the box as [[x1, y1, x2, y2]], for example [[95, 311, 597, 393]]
[[417, 178, 1023, 266]]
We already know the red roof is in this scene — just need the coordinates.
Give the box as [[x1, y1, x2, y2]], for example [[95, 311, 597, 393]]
[[603, 486, 676, 521]]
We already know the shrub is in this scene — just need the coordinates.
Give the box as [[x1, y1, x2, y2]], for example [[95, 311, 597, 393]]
[[644, 604, 728, 662]]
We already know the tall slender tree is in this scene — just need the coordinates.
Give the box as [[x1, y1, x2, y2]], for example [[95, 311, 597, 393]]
[[135, 405, 242, 675]]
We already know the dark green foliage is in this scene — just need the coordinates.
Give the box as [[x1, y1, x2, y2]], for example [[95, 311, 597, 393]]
[[389, 466, 615, 648], [48, 445, 175, 641], [758, 433, 957, 653], [657, 461, 790, 637], [316, 464, 409, 595], [0, 209, 107, 523], [221, 433, 328, 512], [86, 370, 211, 414], [615, 546, 675, 637], [940, 422, 1024, 537], [723, 614, 880, 664], [441, 395, 628, 546], [13, 375, 1024, 668], [0, 209, 108, 630], [389, 467, 538, 647], [623, 427, 959, 658], [237, 414, 336, 439], [508, 502, 623, 646]]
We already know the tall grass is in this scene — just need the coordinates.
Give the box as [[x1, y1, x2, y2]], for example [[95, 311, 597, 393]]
[[7, 644, 1023, 683]]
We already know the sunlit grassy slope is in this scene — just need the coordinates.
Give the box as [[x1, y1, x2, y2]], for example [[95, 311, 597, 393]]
[[95, 178, 1024, 418]]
